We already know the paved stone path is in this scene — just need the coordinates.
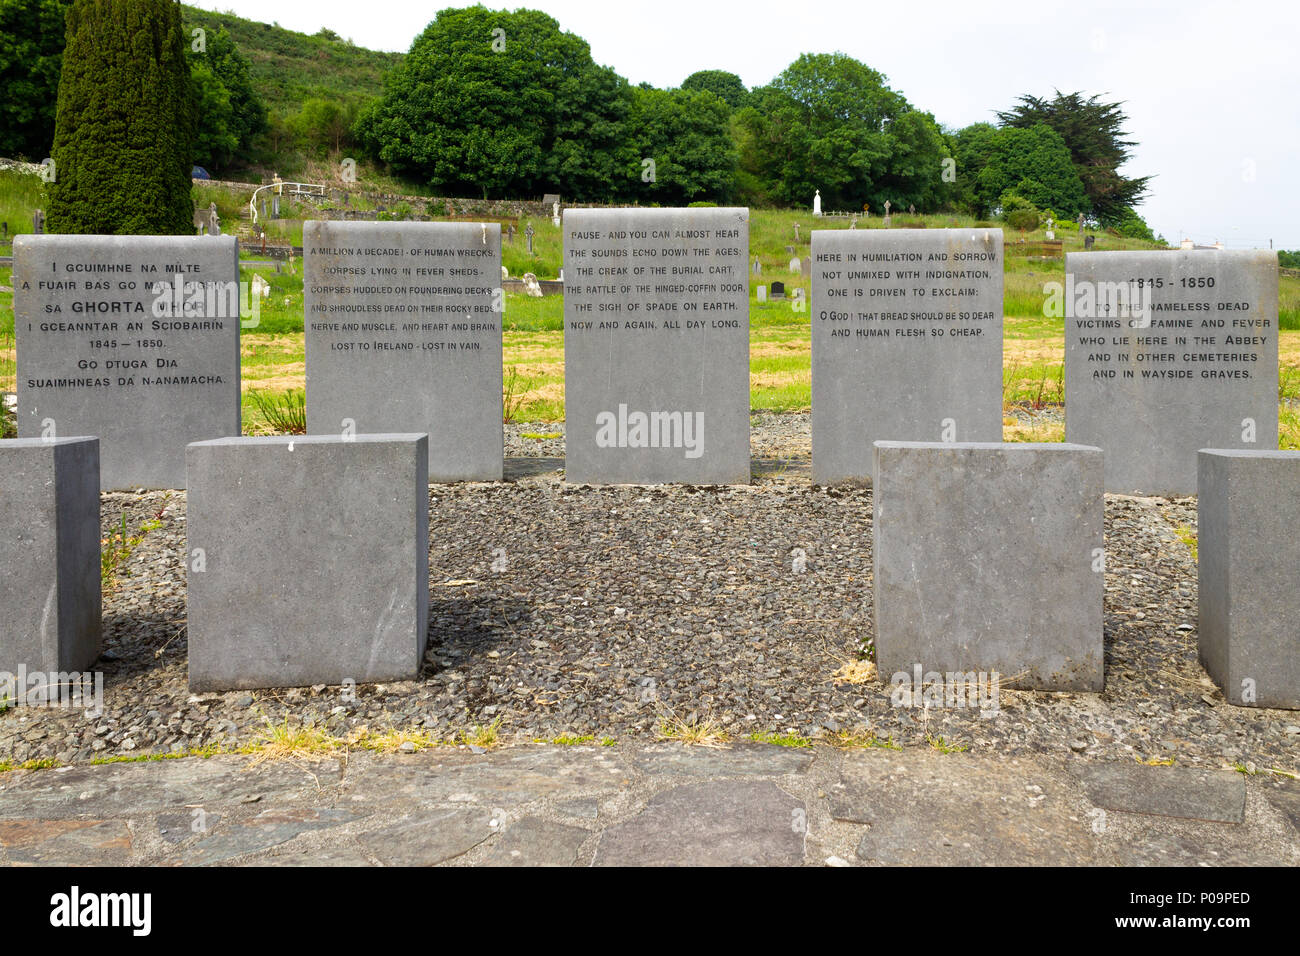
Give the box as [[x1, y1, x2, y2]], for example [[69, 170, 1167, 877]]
[[1, 743, 1296, 865]]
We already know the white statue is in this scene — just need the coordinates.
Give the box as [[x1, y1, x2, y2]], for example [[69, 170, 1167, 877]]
[[813, 189, 822, 216]]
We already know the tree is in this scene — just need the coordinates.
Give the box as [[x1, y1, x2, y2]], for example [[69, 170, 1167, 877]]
[[681, 69, 748, 110], [629, 86, 736, 204], [293, 98, 348, 154], [733, 53, 952, 211], [46, 0, 195, 234], [185, 26, 267, 169], [996, 91, 1151, 224], [0, 0, 71, 159], [354, 6, 632, 199], [981, 124, 1087, 218]]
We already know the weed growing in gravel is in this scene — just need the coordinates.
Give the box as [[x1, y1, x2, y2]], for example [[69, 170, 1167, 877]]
[[246, 388, 306, 435], [657, 711, 730, 747], [926, 734, 969, 754], [90, 746, 224, 766], [249, 717, 340, 763], [831, 659, 878, 684], [538, 733, 597, 745], [101, 513, 162, 592], [520, 431, 562, 440], [1173, 525, 1198, 560], [461, 717, 503, 748], [0, 757, 60, 773], [749, 731, 814, 748], [1136, 755, 1175, 766], [600, 736, 617, 747]]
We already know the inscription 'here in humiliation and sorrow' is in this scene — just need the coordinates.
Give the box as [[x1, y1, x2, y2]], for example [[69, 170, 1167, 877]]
[[811, 228, 1003, 485]]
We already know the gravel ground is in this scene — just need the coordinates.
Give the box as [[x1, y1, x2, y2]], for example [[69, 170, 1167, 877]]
[[4, 411, 1298, 771]]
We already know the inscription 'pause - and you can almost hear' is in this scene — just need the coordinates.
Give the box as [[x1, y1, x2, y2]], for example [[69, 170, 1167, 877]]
[[304, 221, 503, 480], [811, 228, 1003, 485], [563, 207, 750, 484]]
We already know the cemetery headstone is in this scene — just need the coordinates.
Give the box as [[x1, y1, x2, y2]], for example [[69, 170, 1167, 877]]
[[0, 437, 101, 676], [522, 272, 543, 297], [13, 235, 242, 489], [304, 221, 503, 481], [873, 440, 1105, 692], [757, 285, 767, 303], [813, 190, 821, 216], [525, 223, 535, 254], [883, 200, 892, 226], [801, 256, 812, 277], [770, 281, 785, 300], [32, 209, 43, 234], [563, 207, 750, 484], [789, 257, 801, 274], [1197, 449, 1300, 709], [752, 257, 761, 276], [1083, 234, 1095, 250], [1064, 250, 1278, 494], [811, 228, 1004, 485], [186, 434, 429, 690], [794, 223, 801, 241]]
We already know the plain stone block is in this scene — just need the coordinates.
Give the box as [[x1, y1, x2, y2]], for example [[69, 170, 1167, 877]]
[[304, 221, 503, 481], [872, 441, 1104, 691], [14, 234, 242, 490], [186, 434, 429, 691], [0, 437, 101, 673], [1065, 250, 1277, 494], [1198, 449, 1300, 709], [811, 228, 1003, 485], [563, 207, 750, 484]]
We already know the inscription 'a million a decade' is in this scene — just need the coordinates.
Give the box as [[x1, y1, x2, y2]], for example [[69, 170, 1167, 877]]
[[303, 221, 504, 481]]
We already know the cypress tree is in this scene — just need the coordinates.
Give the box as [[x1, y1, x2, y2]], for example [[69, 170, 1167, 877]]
[[46, 0, 196, 234]]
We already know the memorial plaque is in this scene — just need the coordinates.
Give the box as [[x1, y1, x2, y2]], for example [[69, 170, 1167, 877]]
[[563, 207, 750, 484], [1064, 250, 1278, 494], [304, 221, 503, 481], [186, 434, 430, 690], [873, 441, 1105, 692], [811, 228, 1003, 485], [1198, 449, 1300, 709], [0, 437, 101, 674], [13, 235, 241, 490]]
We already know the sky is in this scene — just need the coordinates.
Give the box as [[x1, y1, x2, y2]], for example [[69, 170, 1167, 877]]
[[196, 0, 1300, 249]]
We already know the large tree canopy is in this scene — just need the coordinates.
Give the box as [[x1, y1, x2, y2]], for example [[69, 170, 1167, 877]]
[[185, 25, 267, 169], [954, 121, 1088, 218], [733, 53, 952, 212], [0, 0, 71, 159], [630, 86, 736, 204], [354, 7, 637, 199], [46, 0, 195, 234], [996, 90, 1151, 224], [681, 69, 748, 110]]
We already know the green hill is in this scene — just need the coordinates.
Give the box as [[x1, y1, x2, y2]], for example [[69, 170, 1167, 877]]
[[180, 5, 400, 118]]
